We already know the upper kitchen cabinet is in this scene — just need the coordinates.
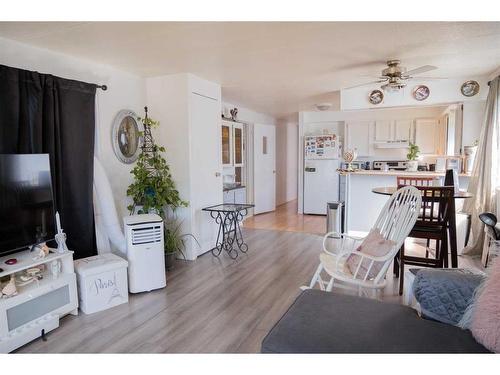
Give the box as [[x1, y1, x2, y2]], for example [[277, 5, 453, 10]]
[[415, 118, 440, 154], [373, 119, 411, 147], [345, 121, 372, 156], [221, 122, 232, 166], [374, 120, 392, 141], [233, 123, 244, 166], [222, 120, 246, 185], [394, 120, 412, 141]]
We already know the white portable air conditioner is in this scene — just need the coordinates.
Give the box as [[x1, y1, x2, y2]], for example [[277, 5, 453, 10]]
[[124, 214, 166, 293]]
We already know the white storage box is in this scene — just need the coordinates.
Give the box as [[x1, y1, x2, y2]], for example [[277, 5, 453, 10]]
[[74, 253, 129, 314]]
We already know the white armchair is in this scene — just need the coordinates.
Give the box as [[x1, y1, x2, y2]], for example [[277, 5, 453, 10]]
[[302, 186, 422, 298]]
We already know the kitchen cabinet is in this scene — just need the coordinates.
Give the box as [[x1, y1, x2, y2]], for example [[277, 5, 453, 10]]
[[233, 123, 244, 166], [222, 120, 246, 184], [223, 187, 247, 204], [415, 118, 439, 154], [394, 120, 412, 141], [221, 123, 232, 166], [345, 121, 372, 156], [374, 120, 411, 142], [374, 120, 392, 141]]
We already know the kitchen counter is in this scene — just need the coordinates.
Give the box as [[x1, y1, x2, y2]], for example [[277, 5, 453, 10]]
[[223, 184, 246, 192], [339, 170, 471, 177], [342, 171, 471, 233]]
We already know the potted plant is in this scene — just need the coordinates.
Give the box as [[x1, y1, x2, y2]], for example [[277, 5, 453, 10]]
[[406, 142, 420, 172], [127, 108, 189, 267], [163, 220, 200, 270]]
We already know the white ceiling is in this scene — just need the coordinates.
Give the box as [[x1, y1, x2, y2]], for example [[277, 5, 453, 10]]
[[1, 22, 499, 118]]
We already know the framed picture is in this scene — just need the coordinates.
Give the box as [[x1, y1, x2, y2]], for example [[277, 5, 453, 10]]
[[368, 90, 384, 105], [112, 110, 143, 164], [413, 85, 430, 101], [461, 80, 480, 97]]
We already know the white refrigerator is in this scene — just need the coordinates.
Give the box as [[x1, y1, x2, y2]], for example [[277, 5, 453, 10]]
[[303, 135, 340, 215], [304, 159, 340, 215]]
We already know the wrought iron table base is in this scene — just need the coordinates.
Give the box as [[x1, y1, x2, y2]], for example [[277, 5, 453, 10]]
[[209, 210, 249, 259]]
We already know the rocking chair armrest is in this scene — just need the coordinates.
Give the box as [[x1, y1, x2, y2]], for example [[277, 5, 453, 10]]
[[322, 232, 366, 254], [336, 248, 395, 263]]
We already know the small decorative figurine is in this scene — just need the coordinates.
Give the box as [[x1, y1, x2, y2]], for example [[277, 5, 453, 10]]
[[50, 260, 61, 280], [230, 107, 238, 121], [55, 212, 69, 254], [1, 275, 17, 298], [32, 243, 50, 260], [343, 149, 358, 172]]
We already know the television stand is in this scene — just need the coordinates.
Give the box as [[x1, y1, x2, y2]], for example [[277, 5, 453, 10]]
[[0, 248, 78, 353]]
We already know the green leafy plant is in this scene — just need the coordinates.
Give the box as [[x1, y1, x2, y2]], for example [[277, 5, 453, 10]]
[[406, 142, 420, 161], [164, 220, 200, 257], [126, 117, 188, 217]]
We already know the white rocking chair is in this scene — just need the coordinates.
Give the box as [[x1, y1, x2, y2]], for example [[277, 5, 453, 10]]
[[303, 186, 422, 298]]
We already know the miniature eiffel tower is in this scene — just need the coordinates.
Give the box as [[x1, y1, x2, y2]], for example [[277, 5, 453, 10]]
[[140, 106, 158, 175]]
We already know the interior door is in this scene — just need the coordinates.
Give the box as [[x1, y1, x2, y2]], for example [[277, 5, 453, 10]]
[[190, 92, 223, 256], [253, 123, 276, 215]]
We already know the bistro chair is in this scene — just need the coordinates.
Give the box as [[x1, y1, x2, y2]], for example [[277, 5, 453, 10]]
[[395, 186, 455, 295]]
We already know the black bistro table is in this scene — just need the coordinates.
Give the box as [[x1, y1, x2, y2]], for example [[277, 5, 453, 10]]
[[372, 186, 473, 268], [202, 203, 254, 259]]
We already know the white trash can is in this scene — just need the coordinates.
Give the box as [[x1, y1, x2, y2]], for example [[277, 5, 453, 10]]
[[74, 253, 129, 314]]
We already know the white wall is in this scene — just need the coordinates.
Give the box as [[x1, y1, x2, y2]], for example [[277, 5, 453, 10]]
[[341, 77, 489, 110], [276, 117, 298, 206], [0, 37, 146, 220], [462, 101, 486, 147], [222, 101, 276, 125]]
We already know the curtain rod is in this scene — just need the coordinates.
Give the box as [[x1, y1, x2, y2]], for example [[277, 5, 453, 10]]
[[97, 84, 107, 91]]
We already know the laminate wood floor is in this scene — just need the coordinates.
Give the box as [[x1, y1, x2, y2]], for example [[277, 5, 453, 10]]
[[16, 228, 327, 353], [243, 200, 326, 234], [15, 226, 478, 353]]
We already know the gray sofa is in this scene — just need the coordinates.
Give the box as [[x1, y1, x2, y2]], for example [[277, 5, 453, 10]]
[[261, 289, 489, 353]]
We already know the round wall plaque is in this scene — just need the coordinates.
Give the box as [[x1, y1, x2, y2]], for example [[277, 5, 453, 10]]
[[461, 80, 480, 97], [413, 85, 430, 101], [112, 110, 143, 164], [368, 90, 384, 105]]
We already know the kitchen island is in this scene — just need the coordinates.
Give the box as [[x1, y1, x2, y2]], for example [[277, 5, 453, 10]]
[[342, 170, 470, 233]]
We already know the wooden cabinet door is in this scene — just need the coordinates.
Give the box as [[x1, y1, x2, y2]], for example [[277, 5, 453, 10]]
[[394, 120, 412, 142], [346, 121, 371, 156], [415, 118, 438, 154], [233, 123, 244, 166], [221, 123, 232, 166], [374, 120, 392, 141]]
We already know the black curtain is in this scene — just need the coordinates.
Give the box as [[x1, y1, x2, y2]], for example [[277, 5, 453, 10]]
[[0, 64, 97, 259]]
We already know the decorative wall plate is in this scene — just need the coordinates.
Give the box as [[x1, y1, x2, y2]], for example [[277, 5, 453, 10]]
[[413, 85, 430, 101], [461, 80, 480, 97], [112, 110, 143, 164], [368, 90, 384, 105]]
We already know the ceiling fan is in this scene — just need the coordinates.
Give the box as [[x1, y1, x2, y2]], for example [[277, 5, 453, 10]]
[[345, 60, 441, 92]]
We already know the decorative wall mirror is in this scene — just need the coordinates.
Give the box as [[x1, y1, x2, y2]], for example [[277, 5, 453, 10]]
[[112, 109, 143, 164]]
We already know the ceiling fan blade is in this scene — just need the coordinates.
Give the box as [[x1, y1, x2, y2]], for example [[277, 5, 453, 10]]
[[405, 65, 437, 76], [344, 79, 387, 90], [407, 76, 448, 80]]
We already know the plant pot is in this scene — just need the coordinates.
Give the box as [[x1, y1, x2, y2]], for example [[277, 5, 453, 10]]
[[406, 160, 419, 172], [165, 251, 177, 271]]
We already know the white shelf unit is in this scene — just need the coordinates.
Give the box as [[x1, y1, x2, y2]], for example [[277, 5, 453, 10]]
[[0, 249, 78, 353]]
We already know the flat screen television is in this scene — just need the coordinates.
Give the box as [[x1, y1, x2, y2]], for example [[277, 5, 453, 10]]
[[0, 154, 56, 257]]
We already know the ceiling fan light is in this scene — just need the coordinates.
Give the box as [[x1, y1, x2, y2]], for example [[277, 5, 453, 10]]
[[315, 103, 332, 111], [381, 84, 399, 93]]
